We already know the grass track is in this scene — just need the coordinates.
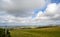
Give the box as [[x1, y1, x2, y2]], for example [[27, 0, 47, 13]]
[[10, 27, 60, 37]]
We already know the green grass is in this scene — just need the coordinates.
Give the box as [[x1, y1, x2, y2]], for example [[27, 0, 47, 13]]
[[10, 27, 60, 37]]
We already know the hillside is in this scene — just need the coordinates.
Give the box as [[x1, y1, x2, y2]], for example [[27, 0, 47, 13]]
[[10, 26, 60, 37]]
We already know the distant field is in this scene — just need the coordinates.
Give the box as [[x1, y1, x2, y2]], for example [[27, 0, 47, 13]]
[[10, 27, 60, 37]]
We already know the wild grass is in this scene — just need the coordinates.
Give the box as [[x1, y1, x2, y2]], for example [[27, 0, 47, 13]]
[[10, 27, 60, 37]]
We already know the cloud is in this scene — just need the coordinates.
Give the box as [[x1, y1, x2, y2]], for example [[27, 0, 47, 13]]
[[0, 0, 47, 17], [34, 3, 60, 25], [45, 3, 60, 20], [0, 0, 60, 26]]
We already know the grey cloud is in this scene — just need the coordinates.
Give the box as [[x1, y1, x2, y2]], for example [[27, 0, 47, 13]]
[[0, 0, 47, 17], [1, 0, 60, 26]]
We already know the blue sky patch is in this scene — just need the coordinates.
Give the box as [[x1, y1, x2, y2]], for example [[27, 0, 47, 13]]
[[32, 4, 47, 18], [51, 0, 60, 4]]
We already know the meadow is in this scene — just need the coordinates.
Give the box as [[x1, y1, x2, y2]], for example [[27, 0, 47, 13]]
[[10, 27, 60, 37]]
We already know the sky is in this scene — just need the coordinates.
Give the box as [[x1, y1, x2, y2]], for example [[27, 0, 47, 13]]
[[0, 0, 60, 26]]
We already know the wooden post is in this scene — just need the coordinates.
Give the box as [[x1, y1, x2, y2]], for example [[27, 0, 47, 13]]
[[5, 26, 8, 37]]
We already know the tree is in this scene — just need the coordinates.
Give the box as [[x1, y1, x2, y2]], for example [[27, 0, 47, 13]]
[[0, 28, 5, 37], [0, 28, 11, 37]]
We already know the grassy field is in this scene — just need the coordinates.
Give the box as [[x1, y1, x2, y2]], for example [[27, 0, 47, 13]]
[[10, 27, 60, 37]]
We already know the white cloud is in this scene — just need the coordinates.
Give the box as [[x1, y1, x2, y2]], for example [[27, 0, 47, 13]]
[[31, 3, 60, 25], [46, 3, 57, 14]]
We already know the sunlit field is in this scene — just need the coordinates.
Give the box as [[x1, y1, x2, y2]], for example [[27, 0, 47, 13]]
[[10, 27, 60, 37]]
